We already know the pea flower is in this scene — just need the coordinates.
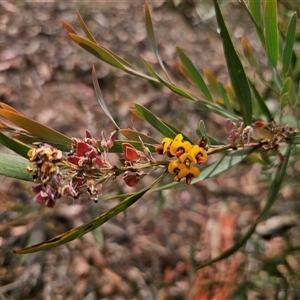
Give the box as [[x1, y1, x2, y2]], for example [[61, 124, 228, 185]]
[[157, 133, 208, 185]]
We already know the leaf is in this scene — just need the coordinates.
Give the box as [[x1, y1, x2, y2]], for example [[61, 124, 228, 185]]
[[14, 174, 165, 254], [66, 28, 157, 82], [92, 66, 120, 130], [280, 77, 292, 107], [144, 1, 171, 81], [203, 68, 219, 93], [293, 52, 300, 79], [249, 0, 263, 28], [196, 128, 225, 146], [198, 120, 207, 139], [0, 102, 23, 114], [134, 103, 177, 138], [10, 134, 71, 153], [282, 12, 297, 77], [197, 148, 254, 182], [76, 11, 97, 44], [196, 144, 292, 269], [213, 0, 252, 125], [61, 20, 77, 35], [0, 109, 73, 150], [151, 148, 254, 192], [241, 36, 255, 67], [176, 47, 214, 102], [0, 153, 32, 181], [74, 15, 137, 71], [244, 1, 265, 46], [205, 103, 240, 121], [134, 105, 176, 138], [197, 120, 224, 145], [218, 82, 234, 114], [119, 129, 159, 144], [269, 61, 282, 91], [291, 132, 300, 144], [0, 131, 30, 158], [281, 77, 292, 97], [131, 106, 192, 142], [68, 33, 127, 70], [141, 57, 196, 100], [248, 80, 272, 120], [265, 0, 278, 67]]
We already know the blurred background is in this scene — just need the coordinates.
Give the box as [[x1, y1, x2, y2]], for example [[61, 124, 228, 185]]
[[1, 1, 300, 299]]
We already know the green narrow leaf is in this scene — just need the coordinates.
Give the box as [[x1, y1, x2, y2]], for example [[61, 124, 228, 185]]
[[269, 61, 282, 90], [213, 0, 252, 125], [196, 129, 225, 146], [88, 205, 104, 249], [198, 120, 207, 138], [144, 1, 171, 82], [0, 131, 30, 158], [197, 133, 225, 146], [265, 0, 278, 67], [130, 107, 191, 142], [281, 77, 292, 97], [14, 174, 165, 254], [282, 12, 297, 77], [134, 103, 177, 138], [0, 153, 32, 181], [293, 52, 300, 78], [248, 80, 272, 120], [0, 110, 73, 149], [144, 1, 159, 59], [92, 66, 120, 130], [240, 1, 265, 46], [205, 103, 240, 121], [280, 77, 292, 107], [249, 0, 263, 27], [291, 132, 300, 144], [141, 57, 196, 100], [9, 134, 71, 153], [151, 148, 254, 192], [176, 47, 214, 102], [196, 144, 292, 269], [76, 11, 98, 44], [197, 120, 224, 146], [119, 129, 159, 144], [218, 82, 234, 114]]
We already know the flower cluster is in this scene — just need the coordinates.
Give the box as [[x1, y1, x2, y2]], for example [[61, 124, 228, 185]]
[[156, 134, 208, 185], [26, 130, 209, 207], [27, 130, 116, 207]]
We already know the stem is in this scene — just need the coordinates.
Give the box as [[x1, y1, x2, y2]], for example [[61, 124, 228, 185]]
[[207, 142, 261, 155]]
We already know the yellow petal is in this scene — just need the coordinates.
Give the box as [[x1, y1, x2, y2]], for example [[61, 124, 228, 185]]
[[177, 164, 190, 179], [168, 160, 179, 173], [189, 166, 200, 178], [169, 140, 182, 156], [191, 145, 208, 163], [174, 134, 183, 142], [161, 137, 173, 153]]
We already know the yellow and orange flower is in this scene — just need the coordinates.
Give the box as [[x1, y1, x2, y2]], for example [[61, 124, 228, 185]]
[[158, 133, 208, 185]]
